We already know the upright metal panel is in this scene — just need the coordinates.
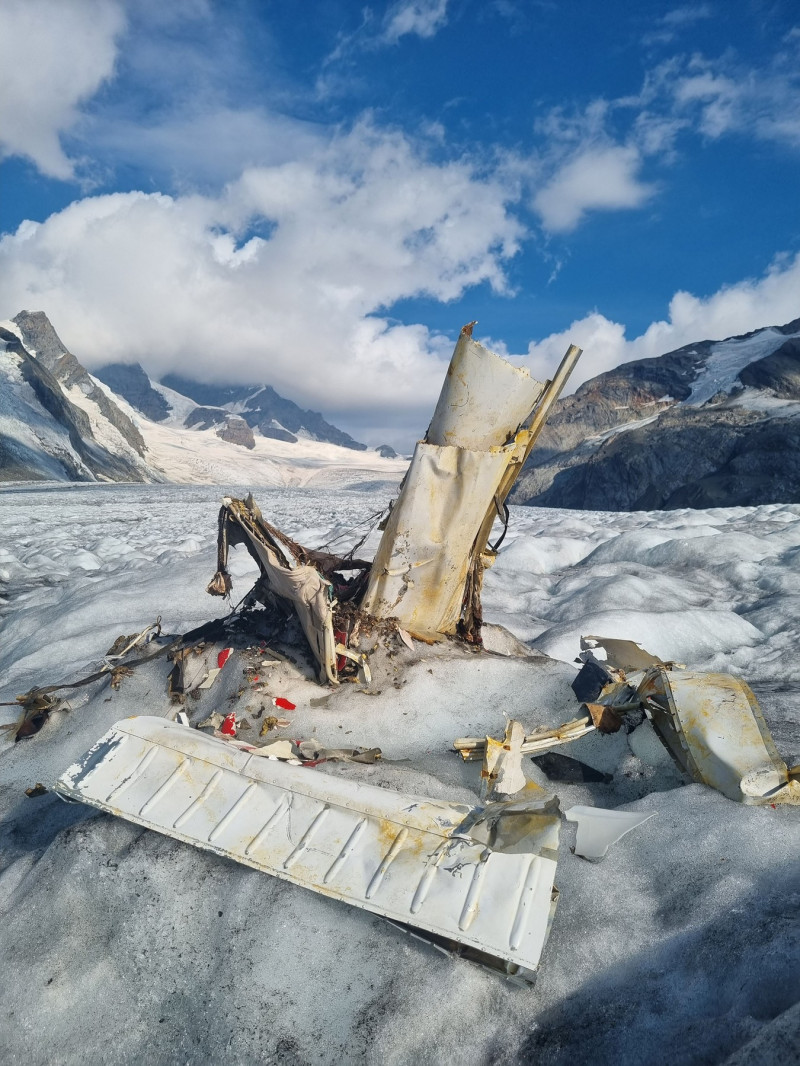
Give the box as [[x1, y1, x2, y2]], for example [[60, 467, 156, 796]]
[[426, 332, 545, 449]]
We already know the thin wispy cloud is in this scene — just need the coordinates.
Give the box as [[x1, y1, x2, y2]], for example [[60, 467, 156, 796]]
[[317, 0, 450, 98], [382, 0, 449, 43], [662, 4, 713, 28], [666, 53, 800, 147]]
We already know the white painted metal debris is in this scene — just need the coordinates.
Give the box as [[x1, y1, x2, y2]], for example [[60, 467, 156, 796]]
[[565, 806, 656, 861], [480, 719, 527, 800], [55, 716, 563, 980], [454, 715, 595, 761]]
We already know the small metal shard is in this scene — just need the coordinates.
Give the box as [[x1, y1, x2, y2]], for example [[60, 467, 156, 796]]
[[565, 805, 656, 861]]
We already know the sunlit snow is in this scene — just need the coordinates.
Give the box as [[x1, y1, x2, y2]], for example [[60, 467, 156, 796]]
[[0, 483, 798, 1065]]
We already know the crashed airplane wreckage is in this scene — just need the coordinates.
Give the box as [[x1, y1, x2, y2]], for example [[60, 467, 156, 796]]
[[39, 323, 798, 984], [205, 322, 582, 682], [50, 324, 580, 984]]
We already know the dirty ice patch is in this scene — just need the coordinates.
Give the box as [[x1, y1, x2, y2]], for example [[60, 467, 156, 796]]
[[541, 569, 716, 620], [581, 525, 719, 566], [534, 608, 763, 667], [640, 530, 787, 569]]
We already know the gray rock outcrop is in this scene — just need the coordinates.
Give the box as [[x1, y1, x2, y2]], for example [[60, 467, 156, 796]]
[[215, 417, 256, 450], [93, 362, 171, 422], [513, 318, 800, 511]]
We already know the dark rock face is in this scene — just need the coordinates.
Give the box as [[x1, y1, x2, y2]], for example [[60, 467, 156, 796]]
[[532, 407, 800, 510], [184, 407, 227, 430], [13, 312, 147, 457], [93, 363, 171, 421], [216, 417, 255, 450], [260, 422, 298, 443], [159, 376, 253, 408], [513, 320, 800, 511], [183, 406, 259, 448], [161, 373, 366, 450], [738, 338, 800, 399], [376, 444, 397, 458]]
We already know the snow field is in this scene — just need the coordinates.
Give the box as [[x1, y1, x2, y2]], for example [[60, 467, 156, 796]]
[[0, 485, 798, 1065]]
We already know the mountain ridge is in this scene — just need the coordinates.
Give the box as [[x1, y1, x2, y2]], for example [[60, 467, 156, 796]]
[[513, 317, 800, 510], [0, 319, 163, 484], [0, 311, 401, 487]]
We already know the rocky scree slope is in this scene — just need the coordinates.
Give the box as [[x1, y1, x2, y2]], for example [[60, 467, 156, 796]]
[[513, 318, 800, 510]]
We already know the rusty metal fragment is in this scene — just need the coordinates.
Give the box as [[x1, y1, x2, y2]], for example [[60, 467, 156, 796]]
[[579, 635, 666, 673], [584, 702, 624, 734]]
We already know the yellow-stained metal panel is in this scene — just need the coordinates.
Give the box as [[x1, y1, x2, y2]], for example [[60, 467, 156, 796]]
[[641, 668, 799, 804], [361, 442, 512, 634], [427, 332, 545, 450]]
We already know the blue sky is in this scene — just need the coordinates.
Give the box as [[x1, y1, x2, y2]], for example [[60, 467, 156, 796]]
[[1, 0, 799, 447]]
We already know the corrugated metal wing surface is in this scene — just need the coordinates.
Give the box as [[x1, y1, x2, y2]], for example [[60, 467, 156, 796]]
[[55, 717, 560, 977]]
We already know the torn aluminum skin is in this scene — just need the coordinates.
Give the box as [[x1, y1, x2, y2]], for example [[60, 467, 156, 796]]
[[362, 324, 580, 640], [639, 668, 800, 805], [55, 716, 562, 981], [454, 715, 595, 761]]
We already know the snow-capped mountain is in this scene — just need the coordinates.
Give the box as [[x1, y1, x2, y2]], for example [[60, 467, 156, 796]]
[[93, 364, 367, 451], [0, 314, 164, 484], [513, 318, 800, 510], [0, 311, 405, 488]]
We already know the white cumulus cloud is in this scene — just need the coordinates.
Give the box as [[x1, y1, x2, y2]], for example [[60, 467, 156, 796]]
[[532, 144, 656, 233], [0, 122, 521, 444], [0, 0, 126, 179], [522, 253, 800, 390]]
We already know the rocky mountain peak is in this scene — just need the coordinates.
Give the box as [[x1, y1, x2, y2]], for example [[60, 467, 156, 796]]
[[13, 311, 147, 458], [513, 317, 800, 510]]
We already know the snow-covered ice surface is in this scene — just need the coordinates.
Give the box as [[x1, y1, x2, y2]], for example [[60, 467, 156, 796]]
[[137, 415, 409, 488], [0, 485, 798, 1065]]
